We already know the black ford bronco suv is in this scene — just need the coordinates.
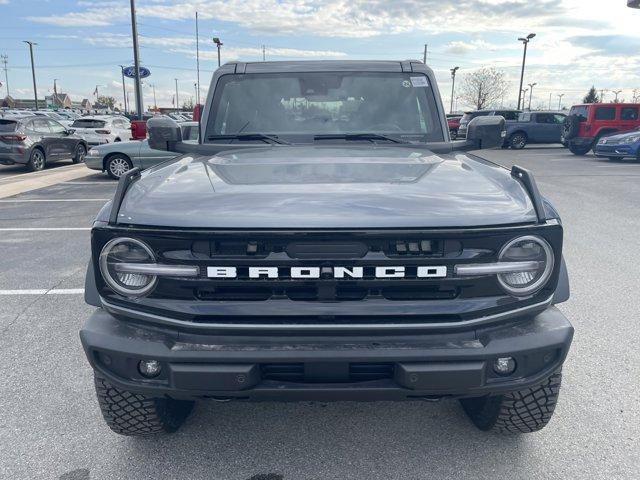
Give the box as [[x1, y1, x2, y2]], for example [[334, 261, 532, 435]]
[[80, 61, 573, 436]]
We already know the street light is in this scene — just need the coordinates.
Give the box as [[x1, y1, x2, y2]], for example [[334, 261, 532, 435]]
[[129, 0, 143, 118], [521, 88, 528, 109], [527, 82, 537, 110], [119, 65, 128, 114], [213, 37, 223, 67], [516, 33, 536, 110], [450, 66, 459, 114], [23, 41, 38, 109], [174, 78, 179, 112], [557, 93, 564, 110], [611, 89, 622, 102]]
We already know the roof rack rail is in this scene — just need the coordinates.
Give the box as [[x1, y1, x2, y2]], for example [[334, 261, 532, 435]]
[[108, 167, 141, 225], [511, 165, 546, 224]]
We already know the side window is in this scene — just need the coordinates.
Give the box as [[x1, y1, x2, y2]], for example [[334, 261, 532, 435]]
[[31, 118, 51, 133], [553, 114, 566, 124], [47, 120, 67, 133], [594, 107, 616, 121], [621, 107, 639, 121], [518, 113, 531, 122], [535, 113, 553, 124], [499, 111, 519, 120]]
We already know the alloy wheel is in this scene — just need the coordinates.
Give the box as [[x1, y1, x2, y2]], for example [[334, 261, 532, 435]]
[[108, 157, 131, 178]]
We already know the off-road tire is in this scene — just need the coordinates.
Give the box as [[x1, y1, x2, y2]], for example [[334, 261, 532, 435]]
[[94, 374, 194, 436], [460, 370, 562, 433], [26, 148, 46, 171], [568, 143, 592, 156], [72, 143, 86, 164], [562, 115, 580, 141], [509, 132, 527, 150], [105, 154, 133, 180]]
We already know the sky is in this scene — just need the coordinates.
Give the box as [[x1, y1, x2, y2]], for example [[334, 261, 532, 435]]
[[1, 0, 639, 111]]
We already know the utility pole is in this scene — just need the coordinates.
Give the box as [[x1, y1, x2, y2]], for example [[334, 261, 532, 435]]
[[23, 41, 38, 109], [612, 89, 622, 103], [0, 54, 8, 97], [527, 82, 537, 110], [449, 66, 459, 114], [262, 45, 266, 61], [599, 89, 606, 103], [213, 37, 223, 67], [195, 11, 201, 106], [557, 93, 564, 110], [119, 65, 128, 114], [193, 83, 198, 106], [423, 44, 428, 64], [129, 0, 143, 119], [175, 78, 179, 112], [516, 33, 536, 110]]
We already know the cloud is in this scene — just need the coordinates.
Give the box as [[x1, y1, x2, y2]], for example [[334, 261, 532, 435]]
[[444, 40, 500, 55], [27, 0, 564, 38], [568, 35, 640, 56], [171, 46, 348, 61]]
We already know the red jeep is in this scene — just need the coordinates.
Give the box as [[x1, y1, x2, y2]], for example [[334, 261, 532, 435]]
[[563, 103, 640, 155]]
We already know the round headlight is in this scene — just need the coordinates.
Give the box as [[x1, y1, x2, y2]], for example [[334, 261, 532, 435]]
[[99, 237, 157, 297], [497, 235, 554, 296]]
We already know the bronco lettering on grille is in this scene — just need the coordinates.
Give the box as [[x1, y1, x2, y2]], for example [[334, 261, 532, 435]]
[[206, 266, 447, 279]]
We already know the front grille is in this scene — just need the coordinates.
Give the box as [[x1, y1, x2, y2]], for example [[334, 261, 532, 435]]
[[94, 225, 563, 327]]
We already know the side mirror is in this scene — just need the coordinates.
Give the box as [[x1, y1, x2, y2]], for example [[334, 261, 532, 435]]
[[66, 128, 75, 135], [466, 116, 506, 149], [147, 116, 183, 151]]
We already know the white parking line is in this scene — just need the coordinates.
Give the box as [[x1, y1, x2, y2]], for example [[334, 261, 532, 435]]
[[0, 199, 109, 203], [0, 288, 84, 295], [61, 181, 114, 185], [0, 227, 90, 231]]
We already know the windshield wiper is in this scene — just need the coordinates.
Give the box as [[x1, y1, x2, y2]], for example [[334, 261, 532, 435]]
[[207, 133, 291, 145], [313, 133, 411, 144]]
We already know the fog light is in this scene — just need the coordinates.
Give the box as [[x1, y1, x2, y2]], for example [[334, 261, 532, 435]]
[[493, 357, 516, 375], [138, 359, 162, 378]]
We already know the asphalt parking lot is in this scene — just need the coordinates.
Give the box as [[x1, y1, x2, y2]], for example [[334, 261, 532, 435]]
[[1, 147, 639, 480]]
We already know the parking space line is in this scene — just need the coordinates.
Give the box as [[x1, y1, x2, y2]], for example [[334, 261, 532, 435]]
[[0, 165, 94, 199], [0, 199, 109, 203], [0, 227, 91, 231], [0, 288, 84, 295], [61, 181, 114, 185]]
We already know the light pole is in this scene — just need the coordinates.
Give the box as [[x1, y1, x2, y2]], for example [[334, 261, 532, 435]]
[[557, 93, 564, 110], [194, 82, 198, 106], [516, 33, 536, 110], [175, 78, 179, 112], [612, 89, 622, 102], [450, 66, 459, 114], [521, 88, 528, 109], [423, 44, 428, 64], [148, 83, 157, 110], [195, 11, 201, 106], [129, 0, 143, 118], [23, 41, 38, 109], [1, 54, 8, 97], [527, 82, 537, 110], [119, 65, 128, 114], [213, 37, 223, 67]]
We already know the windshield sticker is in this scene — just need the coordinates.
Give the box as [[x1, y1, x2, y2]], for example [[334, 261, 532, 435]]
[[402, 80, 411, 88], [410, 76, 429, 87]]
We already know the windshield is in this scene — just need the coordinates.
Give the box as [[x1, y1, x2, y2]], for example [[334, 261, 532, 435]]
[[569, 106, 588, 122], [206, 72, 444, 142], [0, 120, 19, 132], [71, 119, 106, 128]]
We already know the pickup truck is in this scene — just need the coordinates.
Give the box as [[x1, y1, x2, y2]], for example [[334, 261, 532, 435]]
[[80, 60, 573, 437], [504, 111, 567, 149]]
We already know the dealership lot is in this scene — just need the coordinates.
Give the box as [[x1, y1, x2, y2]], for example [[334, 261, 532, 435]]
[[1, 148, 639, 479]]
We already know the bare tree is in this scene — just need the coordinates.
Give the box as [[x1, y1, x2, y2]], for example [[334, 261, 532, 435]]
[[459, 68, 508, 110]]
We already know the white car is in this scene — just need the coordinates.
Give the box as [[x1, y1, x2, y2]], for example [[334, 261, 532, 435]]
[[33, 111, 74, 127], [69, 116, 132, 146]]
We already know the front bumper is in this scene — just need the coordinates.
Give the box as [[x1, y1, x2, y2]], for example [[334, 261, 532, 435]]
[[594, 144, 638, 158], [569, 136, 594, 147], [80, 306, 573, 401], [84, 154, 103, 171]]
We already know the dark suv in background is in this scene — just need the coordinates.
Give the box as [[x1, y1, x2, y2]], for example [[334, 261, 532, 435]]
[[0, 116, 87, 171], [457, 109, 521, 139], [563, 103, 640, 155]]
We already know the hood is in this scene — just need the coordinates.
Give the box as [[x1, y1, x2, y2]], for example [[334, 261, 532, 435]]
[[603, 130, 640, 142], [115, 146, 536, 229]]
